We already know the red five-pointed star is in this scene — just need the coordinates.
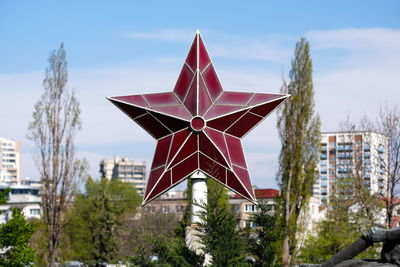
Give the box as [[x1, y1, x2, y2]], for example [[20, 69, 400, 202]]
[[107, 32, 289, 205]]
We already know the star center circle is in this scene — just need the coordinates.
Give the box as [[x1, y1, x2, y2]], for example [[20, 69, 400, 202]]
[[190, 116, 206, 132]]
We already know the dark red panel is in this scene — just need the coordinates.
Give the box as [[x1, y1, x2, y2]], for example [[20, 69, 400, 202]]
[[204, 105, 245, 120], [202, 65, 223, 101], [226, 170, 254, 200], [144, 167, 164, 197], [198, 35, 211, 71], [206, 109, 248, 132], [204, 128, 231, 165], [173, 65, 194, 101], [135, 114, 171, 139], [216, 92, 254, 105], [248, 93, 284, 106], [169, 132, 198, 168], [145, 170, 172, 202], [109, 99, 147, 120], [198, 75, 212, 116], [149, 111, 190, 132], [250, 98, 286, 117], [111, 95, 149, 108], [199, 133, 229, 168], [232, 165, 253, 194], [225, 135, 247, 168], [185, 35, 197, 71], [199, 153, 226, 183], [151, 135, 173, 170], [144, 92, 179, 106], [226, 112, 263, 138], [152, 105, 192, 120], [167, 129, 191, 165], [183, 74, 198, 116], [171, 153, 198, 184]]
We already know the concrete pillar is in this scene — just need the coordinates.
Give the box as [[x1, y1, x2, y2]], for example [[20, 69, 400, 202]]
[[185, 170, 212, 266]]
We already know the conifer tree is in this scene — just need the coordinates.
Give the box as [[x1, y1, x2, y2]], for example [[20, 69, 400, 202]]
[[277, 38, 320, 267], [197, 179, 249, 266], [247, 202, 281, 267]]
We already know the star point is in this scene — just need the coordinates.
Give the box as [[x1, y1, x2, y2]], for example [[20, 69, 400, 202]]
[[108, 33, 289, 205]]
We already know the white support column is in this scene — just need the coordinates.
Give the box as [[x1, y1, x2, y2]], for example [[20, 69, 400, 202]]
[[191, 171, 207, 224], [185, 170, 212, 265]]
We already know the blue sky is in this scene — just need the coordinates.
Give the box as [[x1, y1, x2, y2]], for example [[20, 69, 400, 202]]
[[1, 1, 399, 189]]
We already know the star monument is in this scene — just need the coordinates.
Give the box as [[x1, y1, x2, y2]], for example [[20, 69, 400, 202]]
[[107, 32, 289, 205]]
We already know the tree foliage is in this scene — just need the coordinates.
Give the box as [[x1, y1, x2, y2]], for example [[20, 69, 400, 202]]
[[0, 208, 34, 267], [128, 233, 204, 267], [27, 43, 87, 266], [299, 176, 359, 264], [0, 188, 11, 204], [197, 179, 250, 266], [64, 178, 141, 265], [299, 176, 379, 264], [360, 104, 400, 228], [247, 202, 281, 267], [277, 38, 321, 266]]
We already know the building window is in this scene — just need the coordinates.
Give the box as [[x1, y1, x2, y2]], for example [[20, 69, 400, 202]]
[[145, 206, 155, 213], [30, 209, 40, 215], [245, 204, 256, 212], [162, 206, 170, 213], [176, 205, 185, 212], [245, 220, 258, 228]]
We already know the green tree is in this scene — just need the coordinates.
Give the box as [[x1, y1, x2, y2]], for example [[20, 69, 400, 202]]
[[299, 176, 379, 264], [277, 38, 321, 267], [128, 234, 204, 267], [0, 189, 34, 266], [27, 43, 88, 267], [197, 179, 250, 266], [299, 177, 358, 264], [247, 202, 281, 267], [64, 178, 141, 265]]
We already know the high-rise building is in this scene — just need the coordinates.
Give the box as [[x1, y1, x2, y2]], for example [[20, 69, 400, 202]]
[[100, 155, 146, 195], [0, 137, 21, 185], [313, 131, 388, 203]]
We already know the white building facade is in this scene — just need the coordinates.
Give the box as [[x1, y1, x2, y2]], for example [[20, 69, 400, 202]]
[[0, 137, 21, 185], [0, 181, 42, 224], [100, 155, 147, 195], [313, 131, 388, 203]]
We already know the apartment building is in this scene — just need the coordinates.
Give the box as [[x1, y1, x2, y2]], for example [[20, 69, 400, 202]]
[[0, 179, 42, 224], [100, 155, 147, 195], [142, 188, 280, 229], [313, 131, 388, 203], [143, 190, 188, 219], [230, 189, 279, 228], [0, 137, 21, 185]]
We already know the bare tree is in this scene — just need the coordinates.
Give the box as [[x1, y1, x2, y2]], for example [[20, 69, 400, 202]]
[[27, 43, 87, 266], [360, 105, 400, 227], [334, 122, 383, 232]]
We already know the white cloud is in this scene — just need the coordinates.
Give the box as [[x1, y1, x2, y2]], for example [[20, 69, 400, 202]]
[[245, 152, 280, 189], [307, 28, 400, 52], [2, 27, 400, 189], [119, 28, 293, 63], [307, 28, 400, 131], [209, 37, 292, 63]]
